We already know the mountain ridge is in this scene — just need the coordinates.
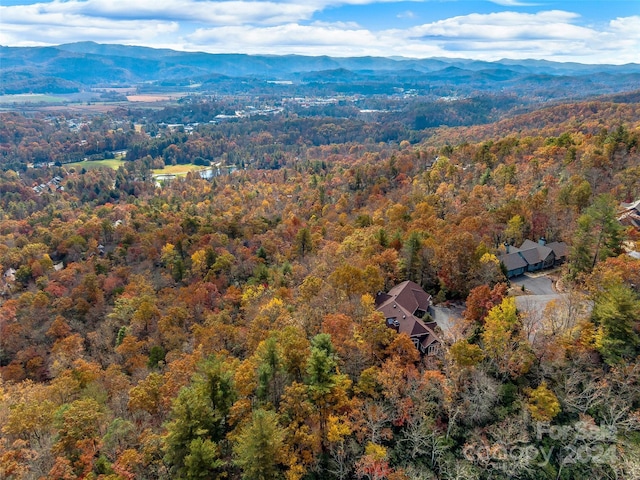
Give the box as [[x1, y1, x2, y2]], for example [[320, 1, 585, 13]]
[[2, 42, 640, 96]]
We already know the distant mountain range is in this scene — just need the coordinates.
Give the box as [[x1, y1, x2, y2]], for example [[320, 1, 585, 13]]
[[2, 41, 640, 98]]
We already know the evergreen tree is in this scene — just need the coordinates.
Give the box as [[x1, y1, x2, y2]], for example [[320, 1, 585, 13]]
[[233, 409, 286, 480], [593, 282, 640, 365], [164, 357, 236, 478], [569, 194, 624, 279], [295, 227, 313, 258]]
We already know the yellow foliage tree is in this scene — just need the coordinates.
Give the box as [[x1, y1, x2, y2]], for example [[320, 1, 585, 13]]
[[481, 297, 534, 378], [527, 382, 561, 421]]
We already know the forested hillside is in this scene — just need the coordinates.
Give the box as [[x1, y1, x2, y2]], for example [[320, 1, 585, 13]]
[[3, 42, 640, 98], [0, 95, 639, 480]]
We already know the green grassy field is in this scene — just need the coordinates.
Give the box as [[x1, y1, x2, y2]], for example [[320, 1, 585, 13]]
[[65, 158, 124, 170], [0, 94, 66, 104]]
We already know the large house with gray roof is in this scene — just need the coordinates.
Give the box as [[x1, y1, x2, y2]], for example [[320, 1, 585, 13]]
[[499, 239, 568, 278]]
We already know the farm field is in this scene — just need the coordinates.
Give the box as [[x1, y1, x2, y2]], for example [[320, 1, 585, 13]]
[[64, 158, 124, 170], [152, 164, 206, 175], [127, 94, 185, 102], [64, 159, 206, 175], [0, 94, 66, 103]]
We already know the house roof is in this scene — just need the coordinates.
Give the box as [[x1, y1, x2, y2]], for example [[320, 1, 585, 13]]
[[383, 280, 432, 314], [520, 239, 540, 250], [420, 333, 439, 348], [619, 210, 640, 228], [519, 247, 550, 265], [378, 300, 430, 337], [546, 241, 568, 259], [519, 240, 554, 263], [499, 252, 528, 271], [375, 281, 437, 346], [377, 300, 425, 338], [620, 199, 640, 212], [500, 239, 568, 273], [501, 244, 522, 254], [618, 200, 640, 229]]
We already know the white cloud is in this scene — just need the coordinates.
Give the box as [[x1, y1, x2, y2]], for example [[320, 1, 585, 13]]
[[397, 10, 416, 19], [388, 11, 640, 63], [608, 15, 640, 39], [0, 2, 639, 64], [0, 1, 318, 26], [406, 11, 594, 41], [0, 0, 425, 27], [403, 11, 640, 63], [184, 12, 601, 59], [185, 21, 450, 57], [187, 23, 382, 55], [0, 6, 180, 47], [489, 0, 539, 6]]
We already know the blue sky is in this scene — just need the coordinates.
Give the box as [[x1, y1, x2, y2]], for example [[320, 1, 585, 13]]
[[1, 0, 639, 63]]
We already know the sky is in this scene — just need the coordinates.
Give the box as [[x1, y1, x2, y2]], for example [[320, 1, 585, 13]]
[[1, 0, 639, 63]]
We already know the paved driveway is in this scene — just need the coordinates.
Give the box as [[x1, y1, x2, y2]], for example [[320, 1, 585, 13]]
[[515, 294, 564, 315], [430, 304, 465, 335], [511, 274, 556, 295], [429, 273, 564, 338]]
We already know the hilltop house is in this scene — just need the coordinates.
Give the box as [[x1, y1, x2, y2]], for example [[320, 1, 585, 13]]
[[2, 268, 17, 295], [375, 280, 440, 355], [499, 239, 568, 278], [4, 268, 16, 283], [619, 200, 640, 230]]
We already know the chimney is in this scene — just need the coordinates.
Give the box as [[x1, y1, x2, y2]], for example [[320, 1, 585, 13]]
[[504, 242, 509, 254], [538, 237, 546, 246]]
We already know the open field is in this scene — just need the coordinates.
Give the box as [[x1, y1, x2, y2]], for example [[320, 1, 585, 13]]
[[127, 94, 184, 102], [63, 159, 205, 175], [0, 94, 66, 103], [25, 103, 127, 114], [0, 90, 189, 113], [152, 164, 204, 175], [64, 158, 124, 170]]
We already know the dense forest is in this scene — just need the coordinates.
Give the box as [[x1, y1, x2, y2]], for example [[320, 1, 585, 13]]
[[0, 93, 639, 480]]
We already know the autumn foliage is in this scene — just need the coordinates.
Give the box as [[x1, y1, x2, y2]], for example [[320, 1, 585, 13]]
[[1, 96, 640, 479]]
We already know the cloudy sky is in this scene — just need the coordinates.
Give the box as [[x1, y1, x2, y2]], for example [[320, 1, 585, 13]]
[[1, 0, 639, 63]]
